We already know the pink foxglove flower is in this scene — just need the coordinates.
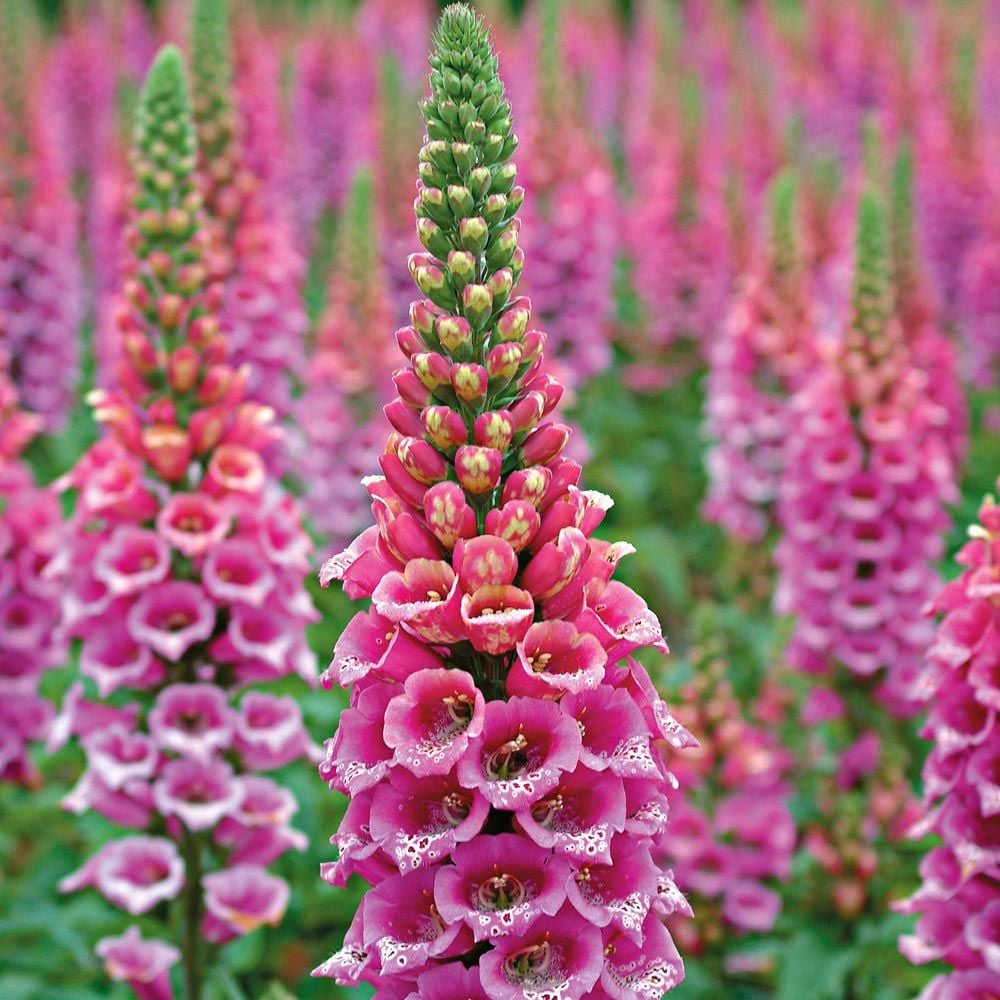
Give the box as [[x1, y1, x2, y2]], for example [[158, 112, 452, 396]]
[[97, 927, 180, 1000], [775, 190, 950, 929], [313, 8, 693, 995], [776, 190, 957, 718], [703, 171, 819, 543], [56, 46, 318, 997], [0, 350, 64, 783], [896, 486, 1000, 993]]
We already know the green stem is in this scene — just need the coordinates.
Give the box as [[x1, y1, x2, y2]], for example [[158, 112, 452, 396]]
[[180, 830, 205, 1000]]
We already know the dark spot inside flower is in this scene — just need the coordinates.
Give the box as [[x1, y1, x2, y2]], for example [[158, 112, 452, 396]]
[[164, 611, 194, 631], [504, 936, 554, 982], [476, 868, 526, 911], [441, 791, 472, 826], [530, 793, 563, 827], [486, 733, 529, 780]]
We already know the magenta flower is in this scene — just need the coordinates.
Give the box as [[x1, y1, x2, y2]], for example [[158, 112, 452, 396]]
[[369, 768, 491, 874], [95, 527, 171, 597], [434, 833, 570, 942], [479, 905, 604, 1000], [148, 684, 236, 762], [203, 539, 276, 606], [457, 697, 582, 811], [384, 668, 486, 776], [83, 726, 159, 791], [777, 191, 957, 717], [0, 353, 64, 783], [153, 758, 243, 832], [96, 927, 180, 1000], [61, 837, 185, 915], [156, 494, 231, 558], [315, 8, 688, 994], [234, 692, 315, 771], [362, 867, 466, 973], [703, 172, 819, 542], [127, 582, 217, 663], [897, 486, 1000, 987], [56, 43, 318, 995], [202, 865, 290, 942], [80, 628, 163, 697]]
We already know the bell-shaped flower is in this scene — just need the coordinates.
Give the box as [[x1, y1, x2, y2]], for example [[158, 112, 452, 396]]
[[155, 493, 231, 558], [457, 697, 582, 811], [148, 684, 236, 761], [127, 581, 216, 662], [506, 620, 606, 699], [152, 758, 243, 831], [383, 668, 485, 776], [94, 527, 171, 597], [234, 692, 315, 771], [80, 629, 165, 697], [203, 539, 275, 606], [203, 864, 290, 942], [369, 768, 491, 873], [434, 833, 570, 942], [479, 904, 603, 1000], [600, 914, 685, 999], [96, 926, 180, 1000], [60, 836, 184, 914], [516, 764, 627, 864], [361, 867, 466, 974]]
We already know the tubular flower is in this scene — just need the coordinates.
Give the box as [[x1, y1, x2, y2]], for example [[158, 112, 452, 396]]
[[0, 3, 84, 432], [776, 190, 958, 718], [55, 47, 317, 993], [703, 171, 820, 543], [313, 8, 693, 996], [293, 170, 397, 549], [896, 486, 1000, 994], [190, 0, 306, 423], [0, 349, 64, 784]]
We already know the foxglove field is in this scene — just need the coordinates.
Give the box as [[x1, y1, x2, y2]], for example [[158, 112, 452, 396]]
[[0, 1, 997, 999]]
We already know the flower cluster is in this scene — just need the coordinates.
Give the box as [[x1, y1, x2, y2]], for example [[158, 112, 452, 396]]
[[0, 2, 83, 432], [53, 47, 317, 995], [896, 486, 1000, 997], [775, 190, 957, 718], [190, 0, 306, 423], [314, 8, 693, 997], [703, 172, 819, 543], [293, 170, 396, 548], [0, 348, 64, 784], [658, 661, 795, 964]]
